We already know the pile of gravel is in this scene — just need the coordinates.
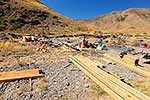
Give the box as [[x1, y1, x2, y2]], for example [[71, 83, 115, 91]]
[[0, 60, 92, 100]]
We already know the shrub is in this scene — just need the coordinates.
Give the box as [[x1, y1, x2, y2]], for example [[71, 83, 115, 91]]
[[127, 34, 133, 37], [0, 17, 6, 30], [135, 34, 143, 37]]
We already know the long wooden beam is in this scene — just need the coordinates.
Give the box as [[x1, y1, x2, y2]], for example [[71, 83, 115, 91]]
[[100, 57, 113, 64], [121, 55, 139, 65], [0, 69, 43, 82]]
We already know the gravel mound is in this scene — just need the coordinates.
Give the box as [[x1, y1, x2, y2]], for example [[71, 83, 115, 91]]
[[0, 60, 91, 100]]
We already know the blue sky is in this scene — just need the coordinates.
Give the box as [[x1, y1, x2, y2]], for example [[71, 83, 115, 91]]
[[40, 0, 150, 20]]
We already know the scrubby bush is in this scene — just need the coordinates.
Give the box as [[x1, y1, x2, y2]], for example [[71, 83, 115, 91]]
[[0, 17, 6, 30], [135, 34, 143, 37]]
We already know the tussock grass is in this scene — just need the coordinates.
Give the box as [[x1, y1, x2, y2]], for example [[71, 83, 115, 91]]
[[90, 85, 107, 96], [133, 78, 150, 96]]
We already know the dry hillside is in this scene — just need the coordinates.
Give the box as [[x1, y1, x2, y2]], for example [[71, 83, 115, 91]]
[[1, 0, 150, 34], [82, 8, 150, 33], [0, 0, 88, 35]]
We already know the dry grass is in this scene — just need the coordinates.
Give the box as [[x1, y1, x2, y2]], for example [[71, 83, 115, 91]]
[[0, 40, 70, 68], [38, 77, 48, 91], [0, 41, 36, 67], [90, 85, 107, 96], [88, 84, 113, 100], [133, 78, 150, 96], [0, 41, 35, 53], [16, 84, 30, 95]]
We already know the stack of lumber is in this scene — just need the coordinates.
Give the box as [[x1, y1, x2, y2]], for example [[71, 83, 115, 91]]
[[70, 55, 150, 100]]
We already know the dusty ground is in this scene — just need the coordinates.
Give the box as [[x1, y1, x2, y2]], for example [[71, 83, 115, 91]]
[[0, 34, 112, 100], [0, 32, 150, 100], [0, 51, 113, 100]]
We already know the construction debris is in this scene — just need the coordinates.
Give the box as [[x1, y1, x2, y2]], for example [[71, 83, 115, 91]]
[[143, 53, 150, 59], [77, 37, 107, 51], [0, 31, 150, 100], [22, 35, 35, 42]]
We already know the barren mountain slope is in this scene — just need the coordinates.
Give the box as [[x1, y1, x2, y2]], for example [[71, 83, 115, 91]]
[[82, 8, 150, 33]]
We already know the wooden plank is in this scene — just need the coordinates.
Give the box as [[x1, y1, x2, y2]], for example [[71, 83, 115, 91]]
[[104, 54, 150, 78], [107, 53, 149, 71], [101, 57, 113, 64], [84, 57, 150, 100], [70, 58, 123, 100], [73, 56, 135, 100], [0, 69, 43, 81], [72, 55, 150, 100], [71, 57, 141, 100], [122, 55, 137, 65], [72, 57, 140, 100]]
